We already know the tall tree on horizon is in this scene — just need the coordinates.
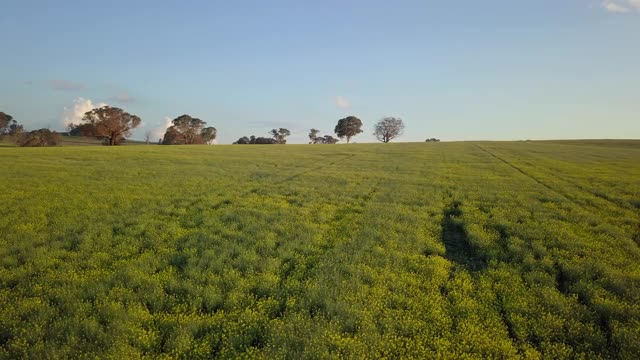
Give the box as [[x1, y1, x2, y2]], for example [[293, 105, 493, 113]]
[[334, 116, 363, 144], [0, 112, 13, 134], [81, 106, 142, 146], [162, 114, 216, 145], [269, 128, 291, 144], [373, 117, 405, 143], [309, 128, 320, 144]]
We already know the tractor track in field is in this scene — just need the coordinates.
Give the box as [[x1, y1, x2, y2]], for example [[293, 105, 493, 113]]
[[476, 145, 640, 250], [521, 160, 637, 213], [475, 145, 560, 195], [440, 200, 486, 272], [475, 145, 616, 215], [476, 144, 633, 212], [274, 153, 357, 185], [209, 153, 357, 211], [277, 179, 381, 319]]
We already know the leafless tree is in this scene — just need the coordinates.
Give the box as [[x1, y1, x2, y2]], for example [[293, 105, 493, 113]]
[[374, 117, 405, 143]]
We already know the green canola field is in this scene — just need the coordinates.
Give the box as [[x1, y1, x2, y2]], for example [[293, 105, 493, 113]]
[[1, 141, 639, 359]]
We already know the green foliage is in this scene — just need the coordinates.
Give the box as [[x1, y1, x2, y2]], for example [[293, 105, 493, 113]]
[[0, 112, 13, 134], [269, 128, 291, 144], [0, 112, 25, 144], [309, 129, 339, 144], [80, 106, 142, 145], [233, 136, 277, 144], [0, 141, 638, 358], [308, 128, 320, 144], [162, 115, 216, 145], [19, 129, 61, 147], [334, 116, 363, 143]]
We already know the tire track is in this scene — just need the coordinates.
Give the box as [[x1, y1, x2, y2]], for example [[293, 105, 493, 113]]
[[273, 153, 356, 185], [520, 159, 637, 213], [475, 145, 558, 194], [475, 144, 608, 212], [210, 153, 357, 210], [476, 144, 640, 252], [278, 179, 381, 320]]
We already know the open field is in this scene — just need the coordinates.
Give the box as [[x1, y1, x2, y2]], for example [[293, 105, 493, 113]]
[[1, 141, 639, 358], [0, 135, 149, 147]]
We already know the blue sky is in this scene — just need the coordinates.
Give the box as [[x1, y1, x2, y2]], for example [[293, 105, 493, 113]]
[[1, 0, 638, 143]]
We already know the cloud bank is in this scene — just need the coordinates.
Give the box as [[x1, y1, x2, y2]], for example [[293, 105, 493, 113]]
[[150, 117, 172, 142], [61, 98, 107, 127]]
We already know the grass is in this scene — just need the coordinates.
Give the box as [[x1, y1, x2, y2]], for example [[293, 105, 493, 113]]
[[1, 141, 639, 358], [57, 135, 149, 146], [0, 134, 150, 147]]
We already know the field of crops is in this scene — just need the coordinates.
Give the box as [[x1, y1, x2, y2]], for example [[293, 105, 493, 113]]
[[1, 141, 639, 358]]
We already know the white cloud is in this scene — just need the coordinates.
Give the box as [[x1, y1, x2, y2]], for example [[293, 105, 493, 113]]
[[600, 0, 640, 13], [335, 96, 351, 109], [150, 117, 172, 141], [61, 98, 107, 127]]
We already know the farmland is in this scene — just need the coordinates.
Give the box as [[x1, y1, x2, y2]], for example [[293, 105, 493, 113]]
[[0, 141, 639, 358]]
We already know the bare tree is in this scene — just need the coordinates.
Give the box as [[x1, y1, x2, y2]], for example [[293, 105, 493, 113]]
[[144, 130, 152, 144], [374, 117, 405, 143]]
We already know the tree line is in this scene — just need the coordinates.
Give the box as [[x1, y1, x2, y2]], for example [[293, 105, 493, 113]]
[[234, 116, 407, 145], [2, 107, 440, 146]]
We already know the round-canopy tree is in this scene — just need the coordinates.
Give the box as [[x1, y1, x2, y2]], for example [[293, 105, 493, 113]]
[[374, 117, 405, 143], [81, 106, 142, 145], [334, 116, 363, 144], [201, 127, 217, 144], [162, 115, 217, 145]]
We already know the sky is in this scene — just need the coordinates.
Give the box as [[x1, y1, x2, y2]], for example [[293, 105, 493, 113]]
[[0, 0, 639, 144]]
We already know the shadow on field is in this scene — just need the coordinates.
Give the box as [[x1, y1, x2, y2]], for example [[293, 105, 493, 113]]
[[441, 201, 486, 271]]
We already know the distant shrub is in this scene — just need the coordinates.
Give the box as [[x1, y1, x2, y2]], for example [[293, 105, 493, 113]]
[[20, 129, 61, 147], [314, 135, 339, 144], [233, 136, 277, 144], [425, 138, 440, 142]]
